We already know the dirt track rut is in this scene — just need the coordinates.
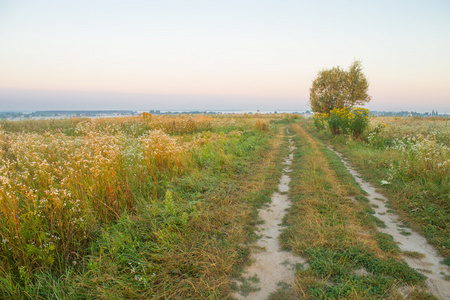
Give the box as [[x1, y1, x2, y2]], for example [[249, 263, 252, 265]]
[[331, 147, 450, 299], [232, 137, 305, 299]]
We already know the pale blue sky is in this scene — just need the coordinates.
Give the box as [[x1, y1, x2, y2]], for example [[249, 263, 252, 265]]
[[0, 0, 449, 112]]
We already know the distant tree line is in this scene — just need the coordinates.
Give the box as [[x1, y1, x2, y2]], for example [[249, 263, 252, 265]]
[[372, 111, 448, 117]]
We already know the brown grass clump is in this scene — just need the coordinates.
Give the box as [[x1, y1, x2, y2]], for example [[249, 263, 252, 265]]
[[255, 119, 270, 131]]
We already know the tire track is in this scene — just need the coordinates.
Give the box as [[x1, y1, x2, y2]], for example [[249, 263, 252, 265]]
[[330, 147, 450, 299], [232, 135, 305, 299]]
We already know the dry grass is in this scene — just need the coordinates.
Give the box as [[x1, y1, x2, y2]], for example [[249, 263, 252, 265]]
[[287, 124, 382, 256], [280, 122, 427, 299], [330, 116, 449, 258], [0, 115, 288, 298]]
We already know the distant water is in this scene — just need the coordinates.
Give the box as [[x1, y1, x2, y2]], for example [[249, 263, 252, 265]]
[[138, 109, 306, 115], [2, 109, 307, 121]]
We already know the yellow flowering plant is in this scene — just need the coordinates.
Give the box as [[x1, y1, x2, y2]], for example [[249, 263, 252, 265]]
[[327, 107, 371, 138], [312, 113, 328, 130]]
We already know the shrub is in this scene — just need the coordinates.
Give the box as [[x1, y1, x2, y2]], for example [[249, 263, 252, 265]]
[[326, 107, 371, 138], [312, 113, 328, 130], [348, 107, 371, 138]]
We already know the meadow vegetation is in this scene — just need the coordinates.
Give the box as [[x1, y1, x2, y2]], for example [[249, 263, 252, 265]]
[[280, 122, 432, 299], [313, 107, 371, 138], [1, 113, 446, 299], [312, 116, 449, 259], [0, 114, 290, 299]]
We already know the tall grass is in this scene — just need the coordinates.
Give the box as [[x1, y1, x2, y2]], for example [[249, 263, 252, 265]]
[[389, 134, 449, 183], [280, 123, 429, 299], [0, 114, 288, 298], [368, 116, 449, 147], [317, 116, 450, 257]]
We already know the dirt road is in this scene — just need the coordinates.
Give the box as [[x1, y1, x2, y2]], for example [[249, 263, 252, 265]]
[[233, 137, 305, 299]]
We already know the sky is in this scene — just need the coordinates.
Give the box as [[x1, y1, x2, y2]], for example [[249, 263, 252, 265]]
[[0, 0, 449, 112]]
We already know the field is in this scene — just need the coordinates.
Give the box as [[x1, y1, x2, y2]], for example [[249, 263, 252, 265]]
[[0, 114, 448, 299], [0, 114, 293, 298], [326, 117, 449, 258], [286, 116, 448, 299], [280, 123, 431, 299]]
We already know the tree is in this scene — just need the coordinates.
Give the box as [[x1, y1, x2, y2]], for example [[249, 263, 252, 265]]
[[309, 60, 371, 114]]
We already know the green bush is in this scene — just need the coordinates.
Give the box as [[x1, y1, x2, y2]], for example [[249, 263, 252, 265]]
[[313, 107, 371, 138]]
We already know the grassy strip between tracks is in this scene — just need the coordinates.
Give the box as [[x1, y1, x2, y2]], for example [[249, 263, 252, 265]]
[[279, 122, 435, 300], [313, 118, 450, 261]]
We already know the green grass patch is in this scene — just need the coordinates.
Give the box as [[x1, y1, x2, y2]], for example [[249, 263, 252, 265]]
[[232, 275, 261, 297], [400, 229, 412, 236], [441, 257, 450, 266], [376, 232, 401, 254], [403, 251, 426, 259]]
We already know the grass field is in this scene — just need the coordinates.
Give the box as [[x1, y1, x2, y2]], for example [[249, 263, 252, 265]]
[[0, 114, 293, 299], [0, 114, 447, 299], [318, 117, 449, 259], [279, 122, 434, 299]]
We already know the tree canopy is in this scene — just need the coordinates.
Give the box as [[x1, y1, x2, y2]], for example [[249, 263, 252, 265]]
[[309, 60, 371, 114]]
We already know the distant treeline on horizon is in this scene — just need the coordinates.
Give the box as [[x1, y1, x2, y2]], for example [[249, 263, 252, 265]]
[[0, 109, 448, 119]]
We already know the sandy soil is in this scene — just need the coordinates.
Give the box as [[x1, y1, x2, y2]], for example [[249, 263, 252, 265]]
[[232, 139, 305, 299], [331, 148, 450, 300]]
